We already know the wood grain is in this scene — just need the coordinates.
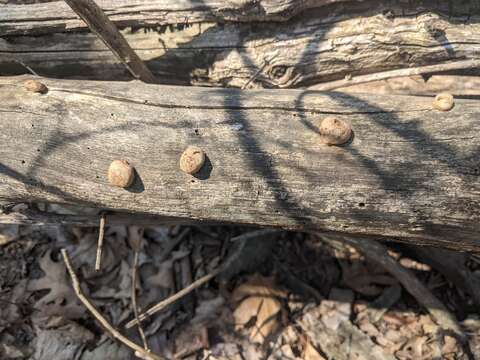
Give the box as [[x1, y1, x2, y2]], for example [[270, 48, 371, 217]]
[[0, 76, 479, 249], [63, 0, 157, 83], [0, 0, 351, 36], [2, 2, 479, 87]]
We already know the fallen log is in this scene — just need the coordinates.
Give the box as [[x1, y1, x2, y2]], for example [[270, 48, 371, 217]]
[[1, 1, 479, 87], [0, 76, 479, 250], [329, 75, 480, 98], [0, 0, 351, 36]]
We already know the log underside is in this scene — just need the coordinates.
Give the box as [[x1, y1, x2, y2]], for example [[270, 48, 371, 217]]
[[0, 76, 479, 250], [1, 1, 480, 87]]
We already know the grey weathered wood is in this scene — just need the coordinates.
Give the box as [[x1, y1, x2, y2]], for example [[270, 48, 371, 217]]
[[0, 0, 350, 36], [0, 209, 211, 227], [329, 75, 480, 98], [2, 2, 479, 87], [0, 75, 479, 250], [63, 0, 157, 83]]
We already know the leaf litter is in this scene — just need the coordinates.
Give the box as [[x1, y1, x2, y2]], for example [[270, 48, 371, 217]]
[[0, 225, 479, 359]]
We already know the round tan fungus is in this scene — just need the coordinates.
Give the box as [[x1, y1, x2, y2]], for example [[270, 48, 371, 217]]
[[24, 79, 48, 94], [432, 93, 454, 111], [107, 160, 135, 188], [180, 146, 206, 175], [317, 117, 352, 145]]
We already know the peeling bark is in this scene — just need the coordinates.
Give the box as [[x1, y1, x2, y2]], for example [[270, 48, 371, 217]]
[[1, 2, 479, 87], [0, 0, 353, 36]]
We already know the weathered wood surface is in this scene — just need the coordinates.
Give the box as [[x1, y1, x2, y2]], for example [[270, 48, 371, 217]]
[[0, 0, 350, 36], [329, 75, 480, 98], [0, 76, 479, 250], [0, 208, 210, 227], [1, 1, 479, 87], [62, 0, 158, 83]]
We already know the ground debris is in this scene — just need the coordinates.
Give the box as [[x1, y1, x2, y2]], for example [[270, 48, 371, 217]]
[[33, 319, 94, 360], [231, 274, 287, 344], [0, 225, 478, 359]]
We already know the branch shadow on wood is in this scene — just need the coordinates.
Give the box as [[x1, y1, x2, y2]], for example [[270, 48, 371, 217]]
[[3, 0, 479, 86]]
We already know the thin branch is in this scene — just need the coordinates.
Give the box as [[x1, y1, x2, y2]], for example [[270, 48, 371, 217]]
[[319, 234, 465, 340], [15, 60, 39, 77], [310, 59, 480, 91], [125, 230, 258, 329], [229, 229, 280, 242], [63, 0, 156, 83], [125, 267, 222, 329], [129, 227, 149, 350], [158, 227, 191, 263], [94, 212, 106, 272], [241, 54, 278, 90], [61, 248, 164, 360]]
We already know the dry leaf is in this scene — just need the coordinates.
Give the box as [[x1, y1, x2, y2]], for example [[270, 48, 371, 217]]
[[231, 275, 287, 303], [0, 224, 19, 246], [419, 314, 438, 334], [79, 339, 132, 360], [1, 343, 26, 359], [319, 288, 353, 330], [442, 335, 457, 355], [27, 250, 85, 318], [34, 321, 94, 360], [304, 341, 326, 360], [232, 275, 286, 344], [67, 231, 123, 279], [340, 260, 396, 296], [0, 279, 27, 326]]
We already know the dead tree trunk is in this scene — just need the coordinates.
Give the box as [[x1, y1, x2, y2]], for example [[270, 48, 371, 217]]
[[1, 1, 479, 87], [1, 76, 479, 250]]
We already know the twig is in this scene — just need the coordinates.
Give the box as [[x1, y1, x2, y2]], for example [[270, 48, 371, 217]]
[[63, 0, 156, 83], [158, 227, 191, 263], [403, 245, 480, 307], [229, 228, 280, 242], [319, 234, 465, 340], [129, 227, 149, 350], [61, 249, 164, 360], [94, 212, 106, 272], [242, 54, 278, 90], [15, 60, 39, 77], [125, 230, 255, 329], [125, 267, 222, 329], [310, 59, 480, 91]]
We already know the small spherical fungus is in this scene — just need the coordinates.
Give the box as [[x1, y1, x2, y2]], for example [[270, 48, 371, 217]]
[[108, 160, 135, 188], [180, 146, 206, 175], [317, 116, 352, 145], [24, 79, 48, 94], [432, 93, 454, 111]]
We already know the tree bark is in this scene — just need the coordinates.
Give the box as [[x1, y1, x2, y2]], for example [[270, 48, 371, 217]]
[[1, 76, 479, 250], [330, 75, 480, 98], [0, 0, 354, 36], [1, 1, 479, 87]]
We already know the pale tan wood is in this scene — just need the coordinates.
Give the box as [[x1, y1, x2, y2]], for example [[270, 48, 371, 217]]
[[0, 76, 479, 250], [334, 75, 480, 98], [0, 0, 351, 36], [2, 2, 479, 87], [62, 0, 157, 83]]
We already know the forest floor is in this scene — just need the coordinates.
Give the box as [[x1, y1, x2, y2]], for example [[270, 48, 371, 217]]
[[0, 223, 479, 360]]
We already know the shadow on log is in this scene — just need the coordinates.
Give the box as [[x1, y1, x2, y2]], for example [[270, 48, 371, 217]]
[[1, 1, 479, 87], [0, 76, 479, 250]]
